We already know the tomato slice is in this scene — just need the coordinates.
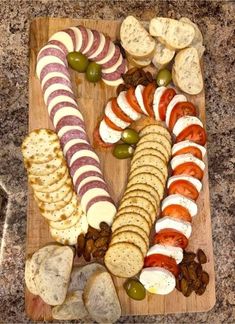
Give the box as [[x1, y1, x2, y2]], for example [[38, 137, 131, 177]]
[[168, 179, 199, 200], [176, 124, 207, 146], [104, 115, 123, 131], [169, 102, 197, 130], [173, 146, 202, 160], [126, 87, 142, 114], [173, 162, 204, 180], [159, 88, 176, 121], [142, 83, 156, 117], [154, 229, 188, 249], [111, 98, 133, 123], [162, 204, 192, 222], [144, 254, 179, 277], [93, 123, 114, 149]]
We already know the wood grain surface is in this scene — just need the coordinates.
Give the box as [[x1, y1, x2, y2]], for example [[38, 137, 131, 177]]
[[26, 17, 215, 320]]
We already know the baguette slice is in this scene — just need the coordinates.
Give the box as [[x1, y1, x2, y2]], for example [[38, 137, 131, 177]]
[[83, 270, 121, 323], [149, 17, 195, 49], [127, 53, 151, 67], [120, 16, 155, 59], [152, 41, 175, 69], [173, 47, 203, 95], [52, 291, 89, 320]]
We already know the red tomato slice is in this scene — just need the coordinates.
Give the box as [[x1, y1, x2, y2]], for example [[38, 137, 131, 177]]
[[173, 146, 203, 160], [162, 204, 192, 222], [176, 124, 207, 146], [173, 162, 204, 180], [169, 102, 197, 130], [168, 179, 199, 200], [154, 229, 188, 249], [142, 83, 156, 117], [144, 254, 179, 277], [93, 123, 114, 149], [159, 88, 176, 121], [126, 87, 142, 114], [104, 115, 123, 131], [111, 98, 133, 123]]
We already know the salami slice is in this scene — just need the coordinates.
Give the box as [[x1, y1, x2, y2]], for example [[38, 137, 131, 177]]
[[41, 72, 70, 88], [47, 90, 76, 107], [40, 63, 70, 82], [49, 31, 74, 53], [60, 129, 89, 148], [42, 76, 72, 94], [37, 46, 67, 66], [101, 45, 120, 69], [79, 180, 109, 197], [91, 36, 110, 62], [70, 157, 100, 177], [56, 115, 86, 133], [63, 28, 76, 51], [77, 25, 89, 53], [50, 101, 78, 120], [102, 58, 127, 81], [47, 40, 68, 55], [66, 143, 93, 163], [86, 30, 101, 58], [75, 171, 104, 189]]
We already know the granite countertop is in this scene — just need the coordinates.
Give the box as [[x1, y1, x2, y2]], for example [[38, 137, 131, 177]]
[[0, 0, 234, 322]]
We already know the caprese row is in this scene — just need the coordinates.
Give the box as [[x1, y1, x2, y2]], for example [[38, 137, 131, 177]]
[[96, 84, 207, 146], [36, 26, 128, 229], [140, 138, 207, 295]]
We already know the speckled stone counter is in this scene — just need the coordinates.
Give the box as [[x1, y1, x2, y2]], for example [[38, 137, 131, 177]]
[[0, 0, 234, 323]]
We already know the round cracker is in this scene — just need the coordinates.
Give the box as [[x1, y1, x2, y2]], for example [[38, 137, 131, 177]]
[[139, 124, 172, 143], [111, 230, 147, 256], [129, 164, 166, 185], [112, 211, 150, 235], [26, 152, 65, 176], [49, 206, 83, 230], [131, 148, 167, 165], [34, 179, 72, 203], [30, 170, 69, 193], [36, 190, 74, 211], [125, 183, 160, 207], [113, 225, 149, 246], [134, 140, 170, 162], [138, 133, 172, 157], [29, 163, 67, 187]]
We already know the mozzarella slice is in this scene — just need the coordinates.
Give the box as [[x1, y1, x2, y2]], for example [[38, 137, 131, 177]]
[[167, 175, 202, 193], [147, 244, 183, 264], [139, 267, 176, 295], [58, 125, 85, 138], [68, 27, 83, 52], [165, 94, 187, 127], [53, 107, 84, 127], [73, 165, 102, 188], [44, 84, 73, 105], [161, 194, 198, 217], [82, 28, 94, 55], [36, 56, 66, 79], [49, 31, 74, 52], [155, 216, 192, 238], [89, 33, 105, 59], [96, 42, 115, 65], [99, 120, 122, 144], [171, 153, 205, 171], [47, 95, 77, 114], [173, 116, 204, 137], [102, 53, 123, 73], [81, 188, 109, 209], [41, 71, 70, 88], [102, 77, 124, 87], [135, 85, 148, 115], [63, 138, 89, 156], [70, 150, 100, 167], [105, 101, 130, 129], [153, 86, 166, 120], [87, 199, 116, 229], [172, 140, 206, 158], [117, 91, 141, 121]]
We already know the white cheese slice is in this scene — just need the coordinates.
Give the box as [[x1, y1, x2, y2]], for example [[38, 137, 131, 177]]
[[167, 175, 202, 193], [78, 176, 105, 192], [63, 138, 90, 156], [70, 150, 100, 167], [89, 33, 105, 59], [139, 267, 176, 295], [96, 42, 115, 65], [153, 86, 166, 120], [73, 165, 102, 188], [117, 91, 141, 121], [102, 54, 122, 73], [165, 94, 187, 127], [102, 77, 124, 87], [68, 27, 83, 52], [173, 116, 204, 137], [155, 216, 192, 238], [81, 188, 109, 210], [53, 107, 84, 127], [87, 200, 116, 229], [172, 140, 206, 158], [82, 29, 94, 55], [135, 84, 148, 115], [47, 95, 78, 114], [99, 120, 122, 144], [44, 84, 73, 106], [41, 71, 70, 88], [58, 125, 85, 138], [105, 101, 130, 129], [161, 194, 198, 217], [36, 56, 67, 79], [171, 153, 205, 171], [49, 31, 74, 52], [147, 244, 183, 264]]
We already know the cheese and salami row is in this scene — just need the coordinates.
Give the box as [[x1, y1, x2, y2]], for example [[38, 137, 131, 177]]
[[35, 26, 127, 229]]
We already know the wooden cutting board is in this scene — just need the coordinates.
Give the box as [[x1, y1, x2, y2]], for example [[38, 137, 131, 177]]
[[26, 17, 215, 320]]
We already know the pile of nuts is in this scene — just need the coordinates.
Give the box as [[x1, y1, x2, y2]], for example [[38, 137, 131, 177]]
[[117, 68, 154, 96], [176, 249, 209, 297], [77, 222, 111, 261]]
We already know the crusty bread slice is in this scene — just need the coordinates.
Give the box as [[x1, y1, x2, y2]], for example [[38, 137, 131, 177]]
[[37, 246, 74, 305], [83, 270, 121, 323], [127, 53, 152, 67], [149, 17, 195, 50], [68, 263, 106, 292], [173, 47, 203, 95], [152, 41, 175, 69], [120, 15, 155, 59], [52, 291, 89, 320]]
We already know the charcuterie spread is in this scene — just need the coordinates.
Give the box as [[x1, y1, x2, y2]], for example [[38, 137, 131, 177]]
[[24, 15, 215, 320]]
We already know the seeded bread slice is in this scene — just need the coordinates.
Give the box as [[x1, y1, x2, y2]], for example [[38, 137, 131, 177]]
[[173, 47, 203, 95], [83, 270, 122, 323], [120, 15, 155, 59], [149, 17, 195, 50]]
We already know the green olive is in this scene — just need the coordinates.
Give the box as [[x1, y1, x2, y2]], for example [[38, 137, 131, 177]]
[[85, 62, 102, 83], [121, 129, 139, 145], [124, 279, 146, 300], [113, 144, 134, 159], [67, 52, 89, 72], [156, 68, 172, 87]]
